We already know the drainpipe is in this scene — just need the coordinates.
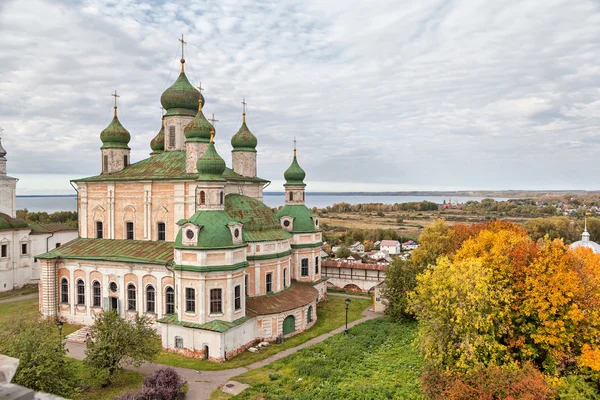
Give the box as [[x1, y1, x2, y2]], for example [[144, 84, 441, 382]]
[[46, 232, 54, 252]]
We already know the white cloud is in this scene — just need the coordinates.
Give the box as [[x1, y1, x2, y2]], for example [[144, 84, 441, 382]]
[[1, 0, 600, 194]]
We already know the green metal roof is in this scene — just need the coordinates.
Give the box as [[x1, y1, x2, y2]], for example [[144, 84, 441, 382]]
[[35, 238, 175, 265], [276, 204, 319, 233], [160, 70, 202, 117], [184, 108, 213, 143], [157, 314, 249, 332], [176, 210, 243, 249], [196, 142, 226, 181], [283, 155, 306, 187], [73, 151, 269, 184], [225, 194, 292, 242], [150, 124, 165, 154], [100, 115, 131, 150], [231, 121, 257, 152], [0, 213, 28, 231]]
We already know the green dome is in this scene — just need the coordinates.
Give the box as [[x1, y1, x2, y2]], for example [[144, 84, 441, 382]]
[[176, 210, 243, 249], [100, 115, 131, 150], [225, 194, 292, 242], [150, 124, 165, 154], [160, 71, 202, 117], [184, 109, 213, 142], [0, 213, 29, 231], [283, 156, 306, 187], [196, 142, 226, 181], [276, 204, 319, 233], [231, 122, 257, 152]]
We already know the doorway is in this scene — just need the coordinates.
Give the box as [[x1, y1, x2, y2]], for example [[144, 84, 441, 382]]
[[204, 345, 209, 360], [283, 315, 295, 335], [110, 297, 118, 311]]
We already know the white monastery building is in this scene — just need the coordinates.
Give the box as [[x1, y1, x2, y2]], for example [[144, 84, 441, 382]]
[[37, 48, 326, 361], [0, 138, 77, 292]]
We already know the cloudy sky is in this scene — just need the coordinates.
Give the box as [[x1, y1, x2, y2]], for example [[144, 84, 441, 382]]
[[1, 0, 599, 195]]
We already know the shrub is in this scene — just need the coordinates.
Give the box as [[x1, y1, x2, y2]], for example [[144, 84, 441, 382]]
[[422, 364, 554, 400], [142, 368, 185, 400], [268, 373, 281, 381]]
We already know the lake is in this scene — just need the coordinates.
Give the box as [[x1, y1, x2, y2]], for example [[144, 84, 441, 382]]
[[16, 194, 508, 213]]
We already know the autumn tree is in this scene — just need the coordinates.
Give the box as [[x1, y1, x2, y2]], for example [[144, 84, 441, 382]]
[[382, 259, 423, 321]]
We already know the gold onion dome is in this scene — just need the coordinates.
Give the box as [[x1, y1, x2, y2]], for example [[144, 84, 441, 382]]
[[184, 102, 213, 142], [150, 123, 165, 154], [160, 67, 202, 117], [196, 139, 226, 181], [100, 110, 131, 150]]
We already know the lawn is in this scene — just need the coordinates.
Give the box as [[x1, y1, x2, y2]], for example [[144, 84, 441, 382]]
[[0, 284, 38, 300], [68, 359, 144, 400], [156, 296, 372, 371], [0, 297, 82, 336], [224, 318, 423, 399]]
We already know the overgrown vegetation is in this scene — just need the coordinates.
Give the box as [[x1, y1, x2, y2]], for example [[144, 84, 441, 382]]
[[114, 367, 185, 400], [231, 318, 423, 399]]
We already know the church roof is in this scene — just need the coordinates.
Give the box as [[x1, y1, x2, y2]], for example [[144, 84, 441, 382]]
[[283, 155, 306, 187], [176, 210, 243, 250], [276, 204, 319, 233], [29, 223, 77, 234], [160, 71, 202, 117], [245, 281, 318, 317], [157, 315, 249, 332], [36, 238, 175, 265], [225, 194, 292, 242], [73, 151, 269, 184], [0, 213, 28, 231], [569, 227, 600, 254], [231, 121, 257, 152]]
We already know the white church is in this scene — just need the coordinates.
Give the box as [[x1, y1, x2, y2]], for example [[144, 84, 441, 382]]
[[0, 138, 78, 292]]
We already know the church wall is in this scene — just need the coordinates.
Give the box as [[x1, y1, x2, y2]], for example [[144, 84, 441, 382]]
[[185, 142, 209, 174], [232, 151, 256, 179], [223, 182, 263, 202], [163, 116, 194, 152], [0, 177, 17, 218], [0, 228, 34, 292], [291, 247, 321, 283]]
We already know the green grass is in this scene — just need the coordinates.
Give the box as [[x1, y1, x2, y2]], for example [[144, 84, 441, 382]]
[[156, 296, 372, 371], [0, 284, 38, 300], [327, 289, 372, 298], [230, 318, 423, 399], [0, 297, 82, 336], [68, 359, 144, 400]]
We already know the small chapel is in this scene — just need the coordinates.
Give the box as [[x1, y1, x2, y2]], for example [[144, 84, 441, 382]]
[[37, 41, 326, 361]]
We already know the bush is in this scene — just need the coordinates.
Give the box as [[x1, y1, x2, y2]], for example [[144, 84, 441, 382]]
[[115, 368, 184, 400], [422, 364, 554, 400]]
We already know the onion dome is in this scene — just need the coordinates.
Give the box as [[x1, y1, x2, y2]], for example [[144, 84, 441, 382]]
[[100, 110, 131, 150], [284, 155, 306, 187], [0, 138, 6, 161], [196, 140, 226, 181], [231, 121, 257, 152], [184, 103, 213, 142], [160, 69, 202, 117], [150, 123, 165, 154]]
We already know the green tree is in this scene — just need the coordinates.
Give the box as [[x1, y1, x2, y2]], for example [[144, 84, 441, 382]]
[[85, 310, 160, 383], [0, 317, 79, 397], [382, 259, 423, 321], [335, 246, 351, 258]]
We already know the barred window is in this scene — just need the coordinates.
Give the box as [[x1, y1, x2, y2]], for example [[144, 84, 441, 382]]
[[301, 258, 309, 276], [96, 221, 103, 239], [103, 155, 108, 172], [210, 288, 222, 314], [266, 273, 273, 293], [199, 191, 206, 205], [165, 286, 175, 315], [234, 285, 241, 311], [77, 279, 85, 305], [126, 222, 134, 240], [127, 284, 136, 311], [61, 278, 68, 303], [157, 222, 166, 241], [315, 257, 319, 274], [169, 126, 176, 148], [185, 287, 195, 313], [146, 285, 155, 313], [93, 281, 101, 307]]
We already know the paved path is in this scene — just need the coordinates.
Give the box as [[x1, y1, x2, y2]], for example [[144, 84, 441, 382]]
[[65, 307, 382, 400], [0, 293, 38, 304], [328, 292, 372, 300]]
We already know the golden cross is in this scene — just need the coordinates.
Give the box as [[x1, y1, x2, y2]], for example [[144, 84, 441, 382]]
[[242, 98, 247, 122], [293, 136, 297, 157], [208, 113, 218, 143], [178, 34, 187, 71], [112, 90, 120, 116], [209, 113, 219, 126]]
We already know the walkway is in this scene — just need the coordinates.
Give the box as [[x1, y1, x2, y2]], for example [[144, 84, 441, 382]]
[[0, 293, 38, 304], [328, 292, 371, 300], [65, 307, 382, 400]]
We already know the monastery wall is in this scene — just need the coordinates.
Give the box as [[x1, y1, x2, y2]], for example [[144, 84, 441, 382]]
[[255, 300, 316, 341], [0, 228, 33, 292]]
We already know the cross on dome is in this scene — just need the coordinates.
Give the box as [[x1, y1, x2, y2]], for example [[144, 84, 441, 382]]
[[179, 34, 187, 71], [111, 90, 120, 117], [242, 98, 247, 123], [208, 113, 219, 142]]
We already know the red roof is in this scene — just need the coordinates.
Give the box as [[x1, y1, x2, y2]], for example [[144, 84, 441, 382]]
[[322, 260, 387, 271], [245, 282, 318, 317], [380, 240, 399, 246]]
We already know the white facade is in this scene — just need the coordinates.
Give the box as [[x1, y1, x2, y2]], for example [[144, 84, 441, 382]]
[[380, 240, 401, 255]]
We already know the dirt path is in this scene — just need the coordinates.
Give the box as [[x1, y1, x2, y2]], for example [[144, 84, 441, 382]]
[[65, 307, 382, 400], [0, 293, 38, 304]]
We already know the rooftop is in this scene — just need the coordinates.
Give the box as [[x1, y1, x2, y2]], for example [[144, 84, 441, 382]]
[[380, 240, 400, 246], [156, 315, 249, 332], [36, 238, 174, 265], [245, 281, 318, 317], [73, 151, 269, 184], [29, 223, 77, 234]]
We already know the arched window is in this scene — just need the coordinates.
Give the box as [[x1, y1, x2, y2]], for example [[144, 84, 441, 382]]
[[289, 191, 294, 201], [165, 286, 175, 315], [307, 305, 313, 323], [60, 278, 69, 303], [92, 281, 101, 307], [146, 285, 155, 313], [169, 126, 176, 148], [200, 191, 206, 205], [220, 191, 224, 205], [77, 279, 85, 305], [126, 222, 134, 240], [127, 284, 136, 311]]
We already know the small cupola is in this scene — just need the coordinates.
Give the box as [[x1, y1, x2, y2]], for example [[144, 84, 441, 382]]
[[100, 91, 131, 174], [195, 128, 226, 211], [231, 99, 258, 178], [150, 119, 165, 156], [184, 101, 213, 143], [283, 139, 306, 205]]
